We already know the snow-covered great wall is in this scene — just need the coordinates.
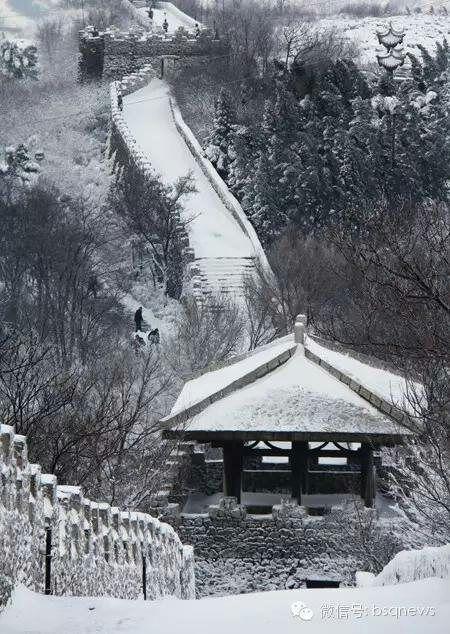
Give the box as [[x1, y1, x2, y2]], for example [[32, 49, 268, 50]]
[[0, 424, 195, 600], [95, 3, 271, 303]]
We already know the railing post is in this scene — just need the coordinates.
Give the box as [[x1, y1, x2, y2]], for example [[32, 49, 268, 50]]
[[44, 527, 52, 595], [142, 553, 147, 600]]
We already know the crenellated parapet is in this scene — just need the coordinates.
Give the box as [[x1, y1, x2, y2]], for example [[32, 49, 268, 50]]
[[108, 68, 194, 283], [79, 24, 227, 79], [0, 424, 195, 600]]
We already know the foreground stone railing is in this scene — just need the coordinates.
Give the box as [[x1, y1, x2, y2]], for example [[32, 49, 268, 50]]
[[0, 424, 195, 599]]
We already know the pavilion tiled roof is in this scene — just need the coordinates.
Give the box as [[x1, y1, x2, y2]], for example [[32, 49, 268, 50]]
[[161, 332, 417, 443]]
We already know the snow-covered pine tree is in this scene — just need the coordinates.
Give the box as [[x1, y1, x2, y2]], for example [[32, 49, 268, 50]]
[[0, 40, 38, 80], [0, 144, 41, 186], [250, 82, 303, 243], [204, 88, 235, 181], [408, 40, 449, 92], [251, 148, 287, 244], [227, 123, 262, 211]]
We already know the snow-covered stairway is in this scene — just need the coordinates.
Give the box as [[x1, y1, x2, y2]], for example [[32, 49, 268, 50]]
[[150, 441, 197, 514], [190, 257, 255, 300], [122, 79, 270, 303]]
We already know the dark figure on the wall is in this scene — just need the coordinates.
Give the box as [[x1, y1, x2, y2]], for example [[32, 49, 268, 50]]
[[195, 23, 200, 38], [134, 306, 143, 332], [147, 8, 154, 19], [163, 18, 169, 33], [87, 274, 100, 298], [117, 92, 123, 111], [148, 328, 160, 344]]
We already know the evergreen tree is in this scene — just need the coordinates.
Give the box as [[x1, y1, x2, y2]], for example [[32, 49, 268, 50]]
[[228, 40, 449, 239], [434, 38, 449, 73], [0, 40, 38, 80], [204, 88, 235, 180], [250, 83, 301, 242], [0, 144, 41, 187], [228, 123, 262, 211]]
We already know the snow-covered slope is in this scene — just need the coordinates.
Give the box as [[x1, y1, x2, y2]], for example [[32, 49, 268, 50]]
[[2, 577, 449, 633], [137, 1, 199, 33], [372, 544, 450, 586], [123, 79, 262, 301], [317, 14, 450, 65]]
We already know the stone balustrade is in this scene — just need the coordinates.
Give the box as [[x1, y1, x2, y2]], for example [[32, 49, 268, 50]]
[[0, 424, 195, 600]]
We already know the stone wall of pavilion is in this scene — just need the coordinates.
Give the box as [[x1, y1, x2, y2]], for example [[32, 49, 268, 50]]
[[161, 497, 402, 597], [165, 499, 358, 562]]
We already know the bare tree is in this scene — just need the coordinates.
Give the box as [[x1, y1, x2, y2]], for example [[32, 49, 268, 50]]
[[36, 18, 64, 62], [0, 326, 175, 509], [213, 0, 277, 73], [313, 200, 450, 543], [0, 328, 77, 435], [247, 229, 346, 337], [0, 184, 125, 367], [165, 296, 245, 383], [242, 269, 278, 350], [327, 499, 402, 573], [111, 166, 196, 299]]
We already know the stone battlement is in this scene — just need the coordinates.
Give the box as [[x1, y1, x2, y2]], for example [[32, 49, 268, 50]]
[[79, 25, 228, 79], [0, 424, 195, 600]]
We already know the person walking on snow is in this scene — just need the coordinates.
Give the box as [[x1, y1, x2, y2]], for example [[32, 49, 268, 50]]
[[134, 306, 143, 332], [163, 16, 169, 33]]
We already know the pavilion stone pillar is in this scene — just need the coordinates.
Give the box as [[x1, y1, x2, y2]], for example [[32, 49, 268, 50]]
[[291, 441, 309, 504], [360, 443, 375, 508], [222, 441, 243, 503]]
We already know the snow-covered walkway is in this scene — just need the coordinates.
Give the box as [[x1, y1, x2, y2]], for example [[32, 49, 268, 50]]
[[137, 1, 199, 33], [123, 79, 259, 300], [2, 578, 449, 633]]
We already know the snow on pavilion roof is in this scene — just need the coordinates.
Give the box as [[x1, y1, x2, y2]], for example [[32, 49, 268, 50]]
[[169, 334, 296, 417], [178, 350, 404, 437], [162, 334, 417, 441]]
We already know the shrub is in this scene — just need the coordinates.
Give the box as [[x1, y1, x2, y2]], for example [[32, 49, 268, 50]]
[[0, 574, 13, 614]]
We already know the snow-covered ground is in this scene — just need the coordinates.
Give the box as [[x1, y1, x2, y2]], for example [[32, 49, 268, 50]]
[[316, 14, 450, 64], [371, 544, 450, 587], [123, 79, 259, 297], [2, 577, 449, 633]]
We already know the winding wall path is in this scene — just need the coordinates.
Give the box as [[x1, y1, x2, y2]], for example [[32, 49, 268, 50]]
[[122, 78, 267, 301]]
